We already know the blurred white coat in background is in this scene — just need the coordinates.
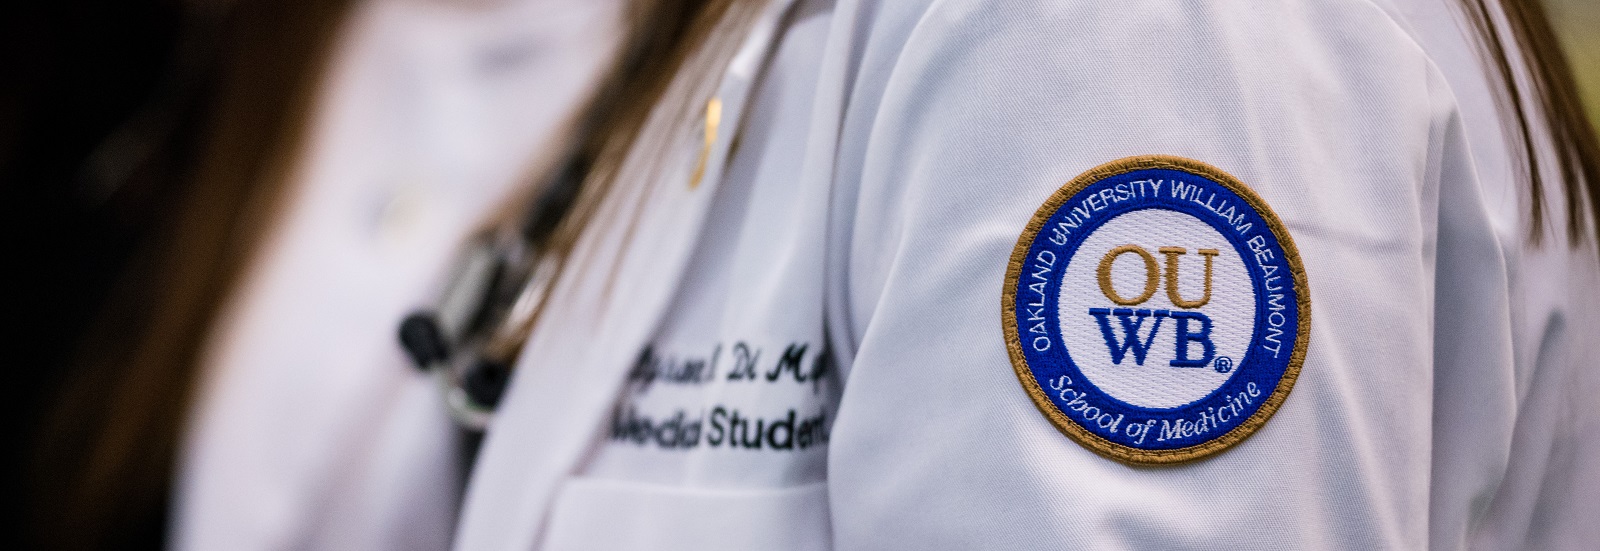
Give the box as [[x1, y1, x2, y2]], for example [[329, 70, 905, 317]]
[[171, 0, 623, 548]]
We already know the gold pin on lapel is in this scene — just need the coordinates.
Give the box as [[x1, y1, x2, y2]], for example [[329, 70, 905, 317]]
[[689, 97, 721, 189]]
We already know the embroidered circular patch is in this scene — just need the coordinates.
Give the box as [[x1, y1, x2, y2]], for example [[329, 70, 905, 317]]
[[1002, 155, 1310, 465]]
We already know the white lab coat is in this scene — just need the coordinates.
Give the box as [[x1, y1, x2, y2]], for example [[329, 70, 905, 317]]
[[451, 0, 1600, 549], [172, 0, 622, 548]]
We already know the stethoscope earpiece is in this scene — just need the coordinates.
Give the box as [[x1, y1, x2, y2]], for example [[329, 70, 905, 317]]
[[399, 312, 449, 371], [399, 232, 544, 431]]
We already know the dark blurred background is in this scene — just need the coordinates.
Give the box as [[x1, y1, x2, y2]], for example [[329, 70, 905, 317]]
[[3, 0, 187, 544], [1, 0, 1595, 548], [3, 0, 227, 546]]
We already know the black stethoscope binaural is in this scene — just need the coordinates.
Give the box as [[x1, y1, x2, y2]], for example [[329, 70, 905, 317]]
[[397, 154, 582, 430], [396, 0, 799, 430]]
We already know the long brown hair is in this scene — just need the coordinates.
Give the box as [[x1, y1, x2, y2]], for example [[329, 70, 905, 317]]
[[26, 0, 356, 547], [532, 0, 747, 261], [1458, 0, 1600, 244], [26, 0, 740, 548]]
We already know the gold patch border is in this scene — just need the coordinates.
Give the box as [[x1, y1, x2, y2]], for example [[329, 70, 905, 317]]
[[1001, 154, 1312, 466]]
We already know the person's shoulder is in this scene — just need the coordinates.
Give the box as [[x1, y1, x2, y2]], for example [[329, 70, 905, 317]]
[[851, 0, 1429, 61], [837, 0, 1445, 153]]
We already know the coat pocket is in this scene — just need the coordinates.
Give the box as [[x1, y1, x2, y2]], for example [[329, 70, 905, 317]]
[[542, 478, 831, 551]]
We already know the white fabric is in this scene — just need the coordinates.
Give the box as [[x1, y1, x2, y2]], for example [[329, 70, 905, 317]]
[[543, 480, 831, 551], [456, 0, 1600, 549], [172, 0, 622, 549]]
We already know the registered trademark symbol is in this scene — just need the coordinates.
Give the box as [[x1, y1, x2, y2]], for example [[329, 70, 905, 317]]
[[1214, 356, 1233, 373]]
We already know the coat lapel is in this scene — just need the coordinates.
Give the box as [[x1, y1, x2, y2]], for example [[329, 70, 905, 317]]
[[452, 2, 799, 548]]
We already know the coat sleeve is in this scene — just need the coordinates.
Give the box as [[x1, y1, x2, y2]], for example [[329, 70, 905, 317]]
[[821, 0, 1515, 549]]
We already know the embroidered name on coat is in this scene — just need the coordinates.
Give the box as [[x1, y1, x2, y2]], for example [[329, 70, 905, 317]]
[[1002, 155, 1310, 465]]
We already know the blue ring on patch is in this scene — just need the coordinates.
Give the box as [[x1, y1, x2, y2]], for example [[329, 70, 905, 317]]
[[1003, 155, 1310, 465]]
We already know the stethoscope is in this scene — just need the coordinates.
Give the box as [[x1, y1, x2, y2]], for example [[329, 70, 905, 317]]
[[396, 154, 582, 430], [397, 0, 798, 430]]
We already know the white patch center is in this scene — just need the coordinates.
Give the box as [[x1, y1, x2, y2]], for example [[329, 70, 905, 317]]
[[1057, 208, 1255, 409]]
